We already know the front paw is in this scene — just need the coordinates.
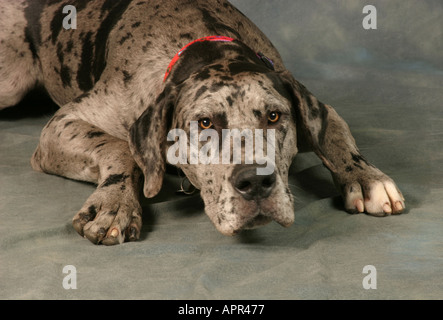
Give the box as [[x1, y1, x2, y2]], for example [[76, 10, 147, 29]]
[[72, 187, 142, 245], [336, 169, 405, 216]]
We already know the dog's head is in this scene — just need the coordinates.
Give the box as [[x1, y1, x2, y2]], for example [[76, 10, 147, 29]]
[[129, 40, 316, 235]]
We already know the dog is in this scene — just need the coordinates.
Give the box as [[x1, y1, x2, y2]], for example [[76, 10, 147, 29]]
[[0, 0, 405, 245]]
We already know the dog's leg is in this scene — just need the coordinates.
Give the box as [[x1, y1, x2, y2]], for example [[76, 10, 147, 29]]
[[31, 107, 143, 245], [0, 1, 41, 109], [281, 71, 405, 216], [313, 104, 405, 216]]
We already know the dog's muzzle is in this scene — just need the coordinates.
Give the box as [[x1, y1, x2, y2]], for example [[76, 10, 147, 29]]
[[197, 164, 294, 236]]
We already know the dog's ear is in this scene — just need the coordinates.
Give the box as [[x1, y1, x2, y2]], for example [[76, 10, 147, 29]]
[[277, 70, 340, 172], [128, 85, 176, 198]]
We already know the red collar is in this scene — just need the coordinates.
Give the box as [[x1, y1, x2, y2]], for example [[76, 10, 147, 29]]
[[163, 36, 235, 82]]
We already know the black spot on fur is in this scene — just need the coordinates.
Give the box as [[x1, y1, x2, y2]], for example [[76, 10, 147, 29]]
[[194, 69, 211, 81], [60, 65, 72, 87], [66, 40, 74, 53], [220, 75, 234, 81], [44, 114, 67, 129], [226, 96, 234, 107], [73, 92, 90, 103], [180, 33, 193, 40], [23, 1, 46, 59], [210, 81, 226, 93], [88, 205, 98, 219], [86, 131, 105, 139], [55, 42, 72, 87], [64, 121, 74, 128], [101, 0, 119, 14], [214, 112, 228, 129], [354, 163, 364, 170], [123, 70, 133, 83], [24, 28, 38, 60], [228, 62, 268, 76], [108, 210, 118, 216], [352, 153, 367, 164], [351, 153, 372, 169], [95, 142, 106, 148], [195, 85, 208, 100], [119, 32, 133, 45], [253, 110, 262, 119], [50, 4, 66, 44], [210, 64, 225, 72], [142, 40, 152, 52], [77, 32, 94, 91], [101, 173, 129, 187]]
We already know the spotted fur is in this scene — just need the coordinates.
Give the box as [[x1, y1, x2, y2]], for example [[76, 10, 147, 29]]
[[0, 0, 405, 245]]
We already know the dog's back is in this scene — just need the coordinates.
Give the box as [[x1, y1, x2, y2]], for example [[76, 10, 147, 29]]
[[1, 0, 284, 111]]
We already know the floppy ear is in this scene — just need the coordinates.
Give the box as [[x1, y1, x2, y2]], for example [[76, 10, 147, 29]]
[[278, 70, 359, 174], [128, 85, 176, 198]]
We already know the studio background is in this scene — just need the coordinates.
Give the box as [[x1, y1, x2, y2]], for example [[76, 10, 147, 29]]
[[1, 0, 442, 299]]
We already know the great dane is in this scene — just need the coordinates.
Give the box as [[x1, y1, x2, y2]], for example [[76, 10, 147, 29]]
[[0, 0, 405, 245]]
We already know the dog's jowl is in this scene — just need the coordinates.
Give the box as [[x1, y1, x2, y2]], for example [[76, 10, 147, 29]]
[[0, 0, 405, 245]]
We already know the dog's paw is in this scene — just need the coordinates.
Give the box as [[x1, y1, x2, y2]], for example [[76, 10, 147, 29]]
[[337, 169, 405, 216], [72, 187, 142, 245]]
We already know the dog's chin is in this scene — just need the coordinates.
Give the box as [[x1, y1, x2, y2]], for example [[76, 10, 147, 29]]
[[214, 213, 272, 236], [204, 193, 295, 237], [243, 214, 273, 230]]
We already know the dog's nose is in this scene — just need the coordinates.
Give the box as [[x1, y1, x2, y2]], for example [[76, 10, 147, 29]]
[[231, 166, 276, 201]]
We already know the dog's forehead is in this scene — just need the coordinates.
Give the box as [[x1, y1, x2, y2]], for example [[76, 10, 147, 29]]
[[177, 72, 290, 122]]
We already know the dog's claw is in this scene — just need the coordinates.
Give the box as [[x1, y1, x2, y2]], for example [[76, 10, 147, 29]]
[[83, 224, 105, 244], [355, 199, 364, 213], [110, 228, 119, 238], [127, 226, 139, 241], [383, 203, 392, 214]]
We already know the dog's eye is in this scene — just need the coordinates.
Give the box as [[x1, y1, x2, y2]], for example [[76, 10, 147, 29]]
[[268, 111, 280, 124], [199, 118, 213, 130]]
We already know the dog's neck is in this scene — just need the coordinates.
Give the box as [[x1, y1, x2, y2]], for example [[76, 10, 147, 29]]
[[163, 36, 235, 82]]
